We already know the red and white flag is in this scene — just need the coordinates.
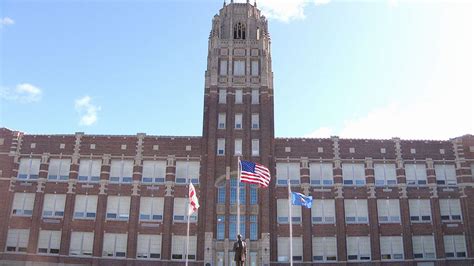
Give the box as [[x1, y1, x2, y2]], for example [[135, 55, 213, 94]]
[[188, 182, 200, 216]]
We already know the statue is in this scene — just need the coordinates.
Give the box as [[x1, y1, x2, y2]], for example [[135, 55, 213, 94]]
[[233, 234, 247, 266]]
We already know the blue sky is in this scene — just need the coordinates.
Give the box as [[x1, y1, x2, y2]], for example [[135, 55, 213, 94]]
[[1, 0, 472, 139]]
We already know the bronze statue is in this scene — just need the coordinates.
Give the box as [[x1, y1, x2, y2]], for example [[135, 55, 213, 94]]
[[233, 234, 247, 266]]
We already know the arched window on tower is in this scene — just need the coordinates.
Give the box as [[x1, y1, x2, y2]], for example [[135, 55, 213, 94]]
[[233, 22, 246, 40]]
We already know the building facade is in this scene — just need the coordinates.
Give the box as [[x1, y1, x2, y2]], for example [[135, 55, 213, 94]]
[[0, 2, 473, 265]]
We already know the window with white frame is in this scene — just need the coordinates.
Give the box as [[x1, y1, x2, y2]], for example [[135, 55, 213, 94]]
[[229, 215, 245, 240], [374, 163, 397, 186], [235, 89, 243, 104], [235, 113, 243, 129], [344, 199, 368, 223], [74, 195, 98, 219], [405, 164, 427, 185], [173, 198, 197, 222], [377, 199, 401, 223], [18, 158, 40, 180], [251, 114, 259, 129], [103, 233, 127, 257], [409, 199, 432, 222], [140, 197, 164, 222], [142, 160, 166, 184], [43, 194, 66, 218], [11, 193, 35, 216], [312, 199, 335, 224], [219, 60, 227, 76], [277, 199, 301, 223], [439, 199, 462, 222], [175, 161, 200, 184], [106, 196, 130, 221], [310, 163, 333, 186], [234, 139, 242, 156], [312, 237, 337, 262], [233, 60, 245, 76], [110, 159, 133, 183], [48, 158, 71, 181], [277, 237, 303, 262], [217, 139, 225, 155], [251, 139, 259, 156], [380, 236, 403, 260], [444, 235, 466, 258], [435, 164, 457, 185], [70, 232, 93, 256], [37, 230, 61, 254], [412, 235, 435, 259], [342, 163, 366, 185], [251, 89, 259, 104], [137, 234, 162, 259], [347, 236, 371, 261], [276, 162, 300, 185], [78, 159, 101, 182], [171, 235, 196, 260], [6, 229, 29, 253], [218, 113, 226, 129], [251, 60, 259, 76], [218, 89, 227, 104]]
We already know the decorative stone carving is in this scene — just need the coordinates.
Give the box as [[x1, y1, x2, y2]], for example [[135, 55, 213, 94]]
[[429, 184, 438, 198], [67, 179, 77, 194], [365, 157, 373, 169], [9, 179, 15, 192], [300, 157, 309, 169], [335, 184, 343, 199], [426, 158, 434, 169], [398, 184, 408, 198], [132, 180, 140, 196], [41, 153, 50, 164], [301, 183, 310, 196], [167, 155, 175, 167], [459, 185, 467, 198], [99, 179, 107, 195], [367, 185, 376, 199], [36, 178, 46, 193], [165, 181, 174, 197], [102, 154, 111, 166]]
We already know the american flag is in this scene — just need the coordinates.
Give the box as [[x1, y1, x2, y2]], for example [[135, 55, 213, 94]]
[[188, 182, 200, 215], [239, 160, 271, 187]]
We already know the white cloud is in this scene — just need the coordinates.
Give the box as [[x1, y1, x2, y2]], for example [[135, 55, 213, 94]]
[[0, 83, 42, 103], [74, 96, 101, 126], [256, 0, 331, 22], [0, 17, 15, 26], [304, 126, 333, 138]]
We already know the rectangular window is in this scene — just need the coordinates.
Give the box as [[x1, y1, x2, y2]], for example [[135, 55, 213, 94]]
[[78, 159, 101, 182], [347, 236, 371, 261], [217, 216, 225, 240], [69, 232, 94, 256], [377, 199, 401, 223], [312, 237, 337, 262], [250, 215, 258, 240], [312, 199, 335, 224], [48, 158, 71, 181], [277, 198, 302, 224], [251, 89, 259, 104], [276, 162, 300, 185], [43, 194, 66, 218], [216, 251, 225, 266], [218, 113, 226, 129], [103, 233, 127, 257], [18, 158, 40, 180], [374, 163, 397, 186], [233, 60, 245, 76], [412, 235, 436, 259], [251, 114, 259, 129], [250, 184, 258, 205], [344, 199, 368, 223], [251, 139, 259, 156], [230, 179, 246, 205], [217, 185, 226, 204], [250, 252, 258, 266], [171, 235, 196, 260], [235, 113, 242, 129], [405, 164, 427, 185], [444, 235, 466, 258], [380, 236, 404, 260], [439, 199, 462, 222], [342, 163, 366, 186], [218, 89, 227, 104], [235, 139, 242, 156], [219, 59, 227, 76], [11, 192, 35, 216], [140, 197, 164, 222], [142, 160, 166, 184], [251, 60, 259, 76], [137, 234, 162, 259], [6, 229, 29, 253], [110, 159, 133, 183], [310, 163, 333, 186], [435, 164, 457, 185], [173, 198, 197, 222], [175, 161, 200, 184], [106, 196, 130, 221], [74, 195, 98, 219], [235, 89, 243, 104], [37, 230, 61, 254], [409, 199, 432, 222], [229, 215, 245, 240], [277, 237, 303, 262], [217, 138, 225, 155]]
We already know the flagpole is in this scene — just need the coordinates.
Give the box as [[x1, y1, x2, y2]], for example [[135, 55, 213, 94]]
[[185, 179, 191, 266], [237, 156, 241, 237], [287, 162, 293, 266]]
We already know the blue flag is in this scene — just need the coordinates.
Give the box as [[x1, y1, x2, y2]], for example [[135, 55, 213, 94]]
[[291, 192, 313, 209]]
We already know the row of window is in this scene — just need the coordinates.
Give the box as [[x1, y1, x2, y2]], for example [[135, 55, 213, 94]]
[[276, 162, 458, 186], [217, 113, 259, 130], [216, 138, 260, 156], [277, 235, 467, 262], [276, 199, 463, 224], [6, 229, 195, 260], [218, 88, 259, 104], [17, 158, 199, 184], [219, 60, 259, 77], [216, 215, 258, 241]]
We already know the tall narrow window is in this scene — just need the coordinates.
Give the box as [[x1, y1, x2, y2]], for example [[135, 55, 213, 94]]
[[233, 60, 245, 76], [250, 215, 258, 240], [230, 178, 245, 205], [234, 139, 242, 156], [217, 139, 225, 155], [233, 22, 246, 39], [217, 216, 225, 240], [251, 139, 259, 156], [78, 159, 101, 182], [251, 60, 259, 76], [235, 89, 243, 104], [229, 215, 245, 240], [48, 158, 71, 181], [218, 113, 226, 129], [251, 114, 259, 129], [219, 60, 228, 76], [18, 158, 40, 180], [218, 89, 227, 104], [251, 89, 259, 104], [235, 113, 243, 129], [250, 184, 258, 205], [217, 182, 226, 204]]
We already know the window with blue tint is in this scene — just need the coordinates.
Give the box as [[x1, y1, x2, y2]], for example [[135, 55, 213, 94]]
[[109, 160, 134, 183], [142, 160, 166, 184], [250, 215, 258, 240], [47, 159, 71, 181], [218, 185, 226, 204], [229, 215, 245, 240], [18, 158, 41, 180], [250, 184, 258, 205], [230, 179, 245, 205], [175, 161, 200, 185], [217, 216, 225, 240]]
